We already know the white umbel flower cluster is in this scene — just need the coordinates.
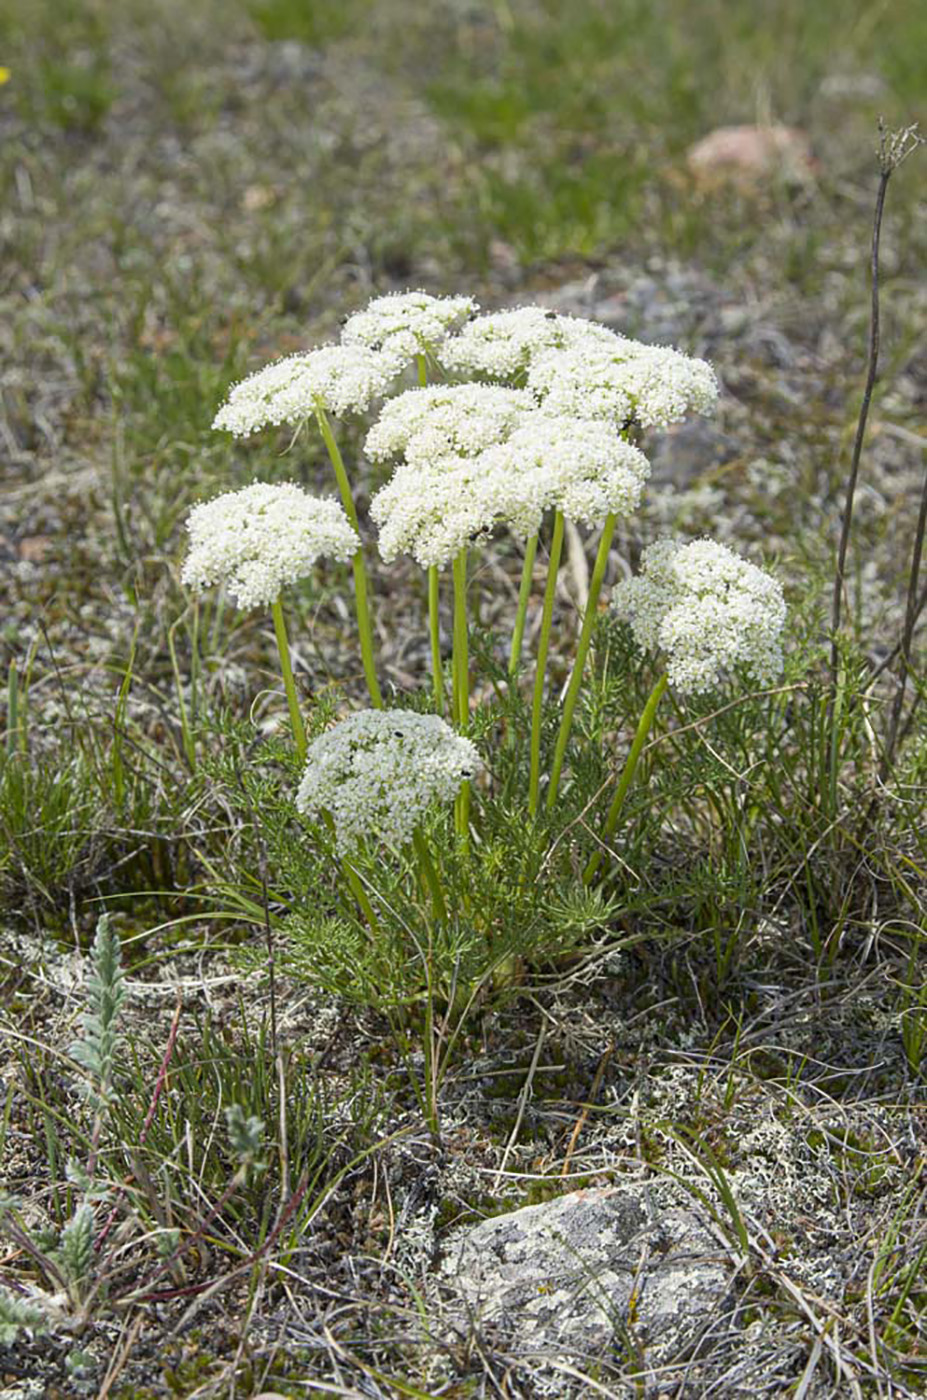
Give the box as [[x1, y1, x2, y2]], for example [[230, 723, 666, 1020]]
[[364, 384, 536, 464], [296, 708, 481, 853], [612, 538, 786, 693], [479, 412, 651, 528], [365, 385, 536, 568], [341, 290, 477, 363], [439, 305, 622, 381], [527, 342, 719, 429], [181, 482, 359, 610], [371, 454, 535, 568], [212, 344, 402, 437], [367, 393, 654, 567]]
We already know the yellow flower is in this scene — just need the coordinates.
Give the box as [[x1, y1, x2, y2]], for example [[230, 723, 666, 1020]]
[[0, 69, 11, 86]]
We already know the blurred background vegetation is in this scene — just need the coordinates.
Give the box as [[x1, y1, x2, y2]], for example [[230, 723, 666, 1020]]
[[2, 0, 924, 272]]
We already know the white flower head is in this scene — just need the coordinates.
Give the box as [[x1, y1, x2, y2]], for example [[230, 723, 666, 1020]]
[[181, 482, 359, 610], [342, 290, 477, 363], [364, 384, 536, 465], [370, 407, 651, 566], [439, 305, 624, 381], [479, 412, 651, 528], [213, 344, 403, 437], [527, 342, 719, 429], [370, 453, 545, 568], [612, 538, 786, 693], [296, 708, 481, 853]]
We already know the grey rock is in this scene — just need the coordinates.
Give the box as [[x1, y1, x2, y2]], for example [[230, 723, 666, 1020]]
[[649, 420, 739, 485], [740, 323, 799, 368], [440, 1186, 732, 1367]]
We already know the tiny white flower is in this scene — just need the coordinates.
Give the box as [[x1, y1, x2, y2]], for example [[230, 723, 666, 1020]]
[[342, 290, 477, 363], [213, 344, 403, 437], [527, 342, 719, 429], [439, 305, 624, 381], [479, 412, 651, 528], [364, 384, 536, 464], [181, 482, 359, 610], [296, 708, 481, 853], [612, 538, 786, 693]]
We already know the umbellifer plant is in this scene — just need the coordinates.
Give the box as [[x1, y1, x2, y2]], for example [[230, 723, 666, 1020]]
[[183, 290, 788, 1121]]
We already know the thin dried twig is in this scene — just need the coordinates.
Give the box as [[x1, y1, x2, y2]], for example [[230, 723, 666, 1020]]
[[95, 1310, 146, 1400], [830, 121, 923, 689], [492, 1018, 548, 1192], [560, 1038, 613, 1177], [95, 994, 183, 1252]]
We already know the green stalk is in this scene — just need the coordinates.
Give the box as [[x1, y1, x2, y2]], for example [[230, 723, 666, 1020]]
[[390, 1006, 440, 1143], [452, 552, 469, 726], [415, 354, 445, 716], [208, 582, 228, 659], [412, 828, 447, 924], [314, 406, 383, 709], [320, 811, 380, 934], [584, 671, 668, 885], [509, 533, 538, 676], [547, 513, 616, 810], [422, 934, 440, 1144], [528, 511, 565, 817], [167, 616, 195, 771], [10, 634, 40, 759], [271, 596, 307, 763], [428, 566, 445, 715], [452, 550, 471, 843], [343, 860, 380, 934], [190, 600, 200, 741], [6, 659, 19, 757]]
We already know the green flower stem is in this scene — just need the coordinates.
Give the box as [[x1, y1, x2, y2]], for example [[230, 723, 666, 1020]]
[[528, 511, 565, 817], [584, 670, 668, 885], [428, 566, 445, 715], [271, 596, 307, 763], [546, 512, 617, 811], [314, 406, 383, 709], [452, 551, 470, 727], [412, 827, 447, 924], [343, 860, 380, 934], [509, 533, 538, 676], [320, 810, 380, 934], [415, 355, 445, 716], [452, 550, 471, 843], [422, 933, 441, 1145]]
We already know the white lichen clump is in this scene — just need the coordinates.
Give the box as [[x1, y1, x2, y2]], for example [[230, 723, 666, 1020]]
[[182, 482, 359, 610], [212, 344, 402, 436], [612, 538, 786, 693], [479, 412, 651, 528], [439, 305, 623, 381], [364, 384, 536, 464], [341, 290, 477, 362], [527, 342, 719, 429], [296, 709, 481, 853]]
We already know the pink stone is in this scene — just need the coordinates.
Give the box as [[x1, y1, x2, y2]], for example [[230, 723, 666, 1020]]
[[687, 124, 815, 183]]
